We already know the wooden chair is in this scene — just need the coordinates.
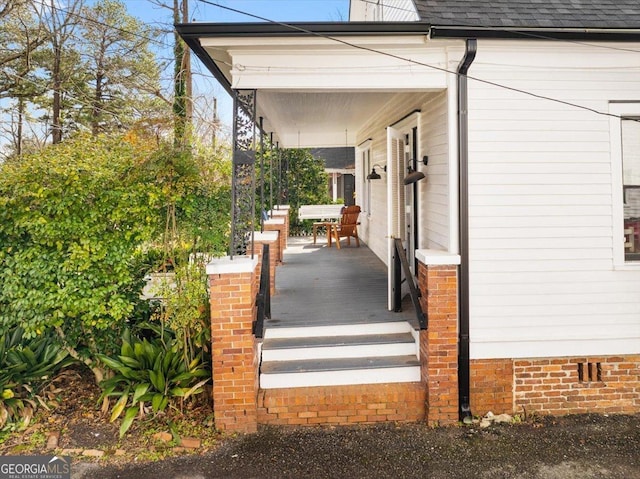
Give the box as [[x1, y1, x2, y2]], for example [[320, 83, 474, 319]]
[[329, 205, 361, 249]]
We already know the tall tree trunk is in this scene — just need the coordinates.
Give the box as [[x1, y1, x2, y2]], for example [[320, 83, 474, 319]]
[[51, 0, 62, 144], [173, 0, 191, 147], [92, 71, 103, 135], [16, 96, 24, 156]]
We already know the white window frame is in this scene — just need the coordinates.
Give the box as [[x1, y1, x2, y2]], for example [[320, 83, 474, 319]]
[[358, 139, 373, 216], [610, 102, 640, 269]]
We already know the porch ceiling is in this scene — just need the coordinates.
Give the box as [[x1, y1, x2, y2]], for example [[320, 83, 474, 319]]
[[258, 90, 407, 148], [175, 22, 450, 148]]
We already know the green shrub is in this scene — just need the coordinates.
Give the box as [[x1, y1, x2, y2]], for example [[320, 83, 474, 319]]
[[98, 326, 209, 437], [0, 327, 76, 429], [0, 135, 162, 369]]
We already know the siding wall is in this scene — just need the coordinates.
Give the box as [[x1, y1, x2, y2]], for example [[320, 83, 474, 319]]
[[349, 0, 419, 22], [466, 41, 640, 359], [419, 91, 450, 251], [357, 91, 445, 263]]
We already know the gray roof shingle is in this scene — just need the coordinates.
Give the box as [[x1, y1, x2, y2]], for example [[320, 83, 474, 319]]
[[414, 0, 640, 29]]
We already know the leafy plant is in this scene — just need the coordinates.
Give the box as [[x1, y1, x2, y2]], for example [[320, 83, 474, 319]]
[[98, 327, 209, 437], [0, 327, 76, 430], [0, 134, 163, 378], [151, 261, 210, 367], [258, 148, 331, 236]]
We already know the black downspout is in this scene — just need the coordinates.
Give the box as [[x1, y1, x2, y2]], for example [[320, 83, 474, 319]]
[[457, 38, 477, 424]]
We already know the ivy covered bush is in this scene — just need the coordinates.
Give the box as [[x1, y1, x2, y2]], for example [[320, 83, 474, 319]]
[[0, 135, 160, 371], [0, 135, 230, 383]]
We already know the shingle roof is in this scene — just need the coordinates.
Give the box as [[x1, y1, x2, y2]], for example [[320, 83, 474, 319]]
[[414, 0, 640, 29]]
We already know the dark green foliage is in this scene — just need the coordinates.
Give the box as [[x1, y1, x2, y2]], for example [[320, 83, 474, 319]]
[[98, 325, 209, 437], [0, 134, 162, 358], [0, 327, 76, 429], [258, 148, 330, 235]]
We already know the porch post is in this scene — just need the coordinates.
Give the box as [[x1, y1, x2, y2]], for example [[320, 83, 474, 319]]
[[207, 257, 260, 433], [230, 89, 257, 257], [416, 250, 461, 425]]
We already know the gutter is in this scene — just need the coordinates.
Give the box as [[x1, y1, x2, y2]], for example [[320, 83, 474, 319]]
[[457, 38, 477, 424], [176, 21, 432, 38], [431, 26, 640, 42]]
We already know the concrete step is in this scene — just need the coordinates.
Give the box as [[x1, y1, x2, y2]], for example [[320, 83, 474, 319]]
[[261, 332, 417, 361], [263, 320, 412, 339], [260, 355, 421, 389]]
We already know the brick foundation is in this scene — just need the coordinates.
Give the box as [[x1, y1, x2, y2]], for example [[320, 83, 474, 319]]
[[207, 257, 260, 433], [470, 355, 640, 416], [258, 383, 426, 426], [470, 359, 514, 414]]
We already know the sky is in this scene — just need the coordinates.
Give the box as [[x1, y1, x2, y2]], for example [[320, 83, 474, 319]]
[[127, 0, 349, 23], [120, 0, 349, 139]]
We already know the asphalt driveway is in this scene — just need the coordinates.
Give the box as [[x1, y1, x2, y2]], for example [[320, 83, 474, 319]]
[[74, 414, 640, 479]]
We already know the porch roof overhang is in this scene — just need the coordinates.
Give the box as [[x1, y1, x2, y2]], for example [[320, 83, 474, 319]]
[[176, 22, 433, 94], [176, 21, 454, 148]]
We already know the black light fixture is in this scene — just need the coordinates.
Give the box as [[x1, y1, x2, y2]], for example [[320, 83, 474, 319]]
[[367, 164, 386, 180], [403, 156, 428, 185]]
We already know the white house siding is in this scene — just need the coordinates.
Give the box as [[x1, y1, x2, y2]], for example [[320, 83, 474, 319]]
[[419, 90, 450, 251], [349, 0, 419, 22], [465, 40, 640, 359], [357, 91, 442, 263]]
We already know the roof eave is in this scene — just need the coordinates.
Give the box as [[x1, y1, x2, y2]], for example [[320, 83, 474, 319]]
[[176, 21, 431, 38], [430, 25, 640, 41], [175, 21, 432, 96]]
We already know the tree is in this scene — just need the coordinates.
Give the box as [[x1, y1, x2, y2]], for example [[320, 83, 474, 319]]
[[172, 0, 192, 146], [0, 1, 47, 156], [38, 0, 84, 144], [80, 0, 167, 136], [260, 148, 330, 234]]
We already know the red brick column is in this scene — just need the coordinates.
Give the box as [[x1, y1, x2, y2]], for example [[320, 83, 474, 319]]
[[207, 256, 259, 433], [416, 251, 461, 425], [269, 208, 290, 248], [252, 231, 279, 294], [263, 218, 286, 264]]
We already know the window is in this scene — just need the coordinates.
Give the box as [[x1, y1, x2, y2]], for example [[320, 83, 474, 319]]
[[622, 117, 640, 262]]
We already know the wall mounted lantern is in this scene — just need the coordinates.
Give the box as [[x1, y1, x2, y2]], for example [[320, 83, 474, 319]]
[[403, 156, 428, 185], [367, 164, 386, 180]]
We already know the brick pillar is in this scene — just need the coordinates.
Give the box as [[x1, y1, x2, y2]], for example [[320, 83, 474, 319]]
[[263, 218, 286, 264], [252, 231, 279, 294], [416, 251, 461, 426], [269, 209, 290, 248], [207, 256, 259, 433]]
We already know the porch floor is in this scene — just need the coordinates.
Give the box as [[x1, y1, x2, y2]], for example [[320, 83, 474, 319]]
[[266, 236, 417, 330]]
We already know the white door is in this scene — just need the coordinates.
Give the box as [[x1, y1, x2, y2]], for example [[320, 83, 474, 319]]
[[387, 126, 406, 310]]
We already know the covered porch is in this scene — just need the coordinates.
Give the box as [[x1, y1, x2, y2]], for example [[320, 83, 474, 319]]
[[178, 21, 469, 432]]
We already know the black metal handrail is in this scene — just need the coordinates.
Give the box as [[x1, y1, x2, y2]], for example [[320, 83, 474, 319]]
[[393, 238, 427, 330], [253, 243, 271, 338]]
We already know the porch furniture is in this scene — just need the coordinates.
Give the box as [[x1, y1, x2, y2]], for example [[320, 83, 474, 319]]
[[329, 205, 361, 249], [312, 221, 335, 245], [298, 204, 345, 244]]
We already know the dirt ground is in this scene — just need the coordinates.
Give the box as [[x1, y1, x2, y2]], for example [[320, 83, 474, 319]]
[[75, 413, 640, 479]]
